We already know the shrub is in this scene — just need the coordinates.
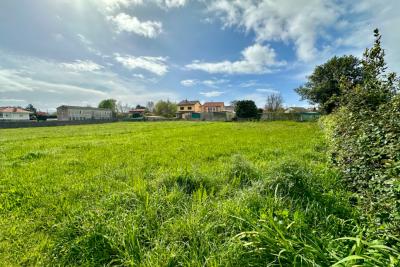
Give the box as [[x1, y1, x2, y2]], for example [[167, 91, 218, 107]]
[[323, 29, 400, 233]]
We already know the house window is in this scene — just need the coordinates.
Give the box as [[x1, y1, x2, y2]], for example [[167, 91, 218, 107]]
[[180, 107, 184, 110], [188, 107, 192, 110]]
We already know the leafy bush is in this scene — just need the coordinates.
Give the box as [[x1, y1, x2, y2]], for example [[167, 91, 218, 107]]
[[234, 100, 259, 119], [323, 29, 400, 233]]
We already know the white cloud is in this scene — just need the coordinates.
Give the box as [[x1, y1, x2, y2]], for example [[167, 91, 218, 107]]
[[108, 13, 163, 38], [162, 0, 187, 8], [132, 73, 145, 79], [98, 0, 187, 12], [180, 78, 228, 87], [207, 0, 342, 62], [200, 90, 224, 97], [0, 69, 108, 97], [77, 34, 104, 57], [186, 43, 285, 74], [0, 98, 26, 103], [202, 79, 229, 87], [60, 60, 104, 72], [0, 52, 177, 110], [256, 88, 279, 94], [181, 79, 197, 86], [99, 0, 144, 12], [114, 54, 168, 76]]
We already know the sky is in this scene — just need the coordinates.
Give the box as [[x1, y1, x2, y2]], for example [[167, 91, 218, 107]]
[[0, 0, 399, 111]]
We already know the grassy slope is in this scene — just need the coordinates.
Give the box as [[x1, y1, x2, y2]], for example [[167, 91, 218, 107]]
[[1, 122, 356, 266]]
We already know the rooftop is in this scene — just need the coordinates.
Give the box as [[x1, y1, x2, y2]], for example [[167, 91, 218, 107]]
[[57, 105, 112, 111], [0, 107, 30, 113], [177, 100, 200, 106], [203, 102, 224, 107]]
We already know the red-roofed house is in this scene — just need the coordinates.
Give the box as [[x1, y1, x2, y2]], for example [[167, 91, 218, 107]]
[[202, 102, 225, 112], [0, 107, 31, 121]]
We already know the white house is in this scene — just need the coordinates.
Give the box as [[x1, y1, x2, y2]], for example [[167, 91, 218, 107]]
[[0, 107, 31, 121], [57, 105, 113, 121]]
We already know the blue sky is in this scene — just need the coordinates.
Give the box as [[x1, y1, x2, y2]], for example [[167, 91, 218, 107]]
[[1, 0, 399, 111]]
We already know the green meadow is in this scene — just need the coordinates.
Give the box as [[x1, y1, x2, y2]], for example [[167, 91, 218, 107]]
[[0, 122, 385, 266]]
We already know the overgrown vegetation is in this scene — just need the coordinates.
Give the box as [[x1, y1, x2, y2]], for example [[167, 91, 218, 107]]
[[1, 121, 398, 266], [322, 29, 400, 237]]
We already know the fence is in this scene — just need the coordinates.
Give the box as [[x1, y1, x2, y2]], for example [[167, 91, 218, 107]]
[[0, 119, 118, 129], [261, 112, 321, 122]]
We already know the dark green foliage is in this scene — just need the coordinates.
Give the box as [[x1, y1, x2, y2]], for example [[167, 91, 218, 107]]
[[295, 55, 363, 113], [154, 100, 177, 118], [324, 29, 400, 233], [98, 99, 117, 113], [234, 100, 259, 119]]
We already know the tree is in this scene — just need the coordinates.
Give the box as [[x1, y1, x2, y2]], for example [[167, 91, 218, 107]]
[[135, 104, 146, 110], [154, 100, 177, 118], [234, 100, 259, 119], [146, 101, 155, 113], [25, 104, 37, 114], [295, 55, 363, 113], [25, 104, 37, 120], [98, 99, 117, 113], [116, 101, 130, 113], [265, 93, 283, 112]]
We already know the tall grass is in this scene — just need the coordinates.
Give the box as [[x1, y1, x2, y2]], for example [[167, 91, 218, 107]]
[[0, 121, 398, 266]]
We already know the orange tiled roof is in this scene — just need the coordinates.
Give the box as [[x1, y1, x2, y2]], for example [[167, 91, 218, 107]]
[[0, 107, 30, 113], [203, 102, 224, 107]]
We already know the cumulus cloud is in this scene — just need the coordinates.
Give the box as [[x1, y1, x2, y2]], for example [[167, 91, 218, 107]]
[[108, 13, 163, 38], [200, 90, 225, 97], [0, 53, 177, 110], [207, 0, 342, 62], [114, 54, 168, 76], [60, 60, 104, 72], [186, 43, 285, 74]]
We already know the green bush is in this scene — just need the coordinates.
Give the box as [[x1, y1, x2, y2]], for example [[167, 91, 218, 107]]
[[322, 29, 400, 233]]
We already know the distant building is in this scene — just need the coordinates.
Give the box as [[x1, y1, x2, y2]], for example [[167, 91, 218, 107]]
[[0, 107, 30, 121], [202, 102, 224, 112], [176, 100, 202, 119], [129, 108, 146, 117], [57, 105, 113, 121], [223, 105, 235, 113], [284, 107, 308, 113], [177, 100, 202, 113]]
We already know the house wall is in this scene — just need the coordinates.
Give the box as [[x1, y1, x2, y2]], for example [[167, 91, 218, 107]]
[[203, 106, 224, 112], [0, 112, 30, 121], [178, 103, 202, 112], [57, 107, 113, 121]]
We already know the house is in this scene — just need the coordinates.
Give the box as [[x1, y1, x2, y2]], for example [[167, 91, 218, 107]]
[[129, 108, 146, 117], [177, 100, 202, 113], [202, 102, 225, 112], [284, 107, 308, 113], [56, 105, 113, 121], [176, 100, 202, 119], [223, 105, 235, 113], [0, 107, 31, 121]]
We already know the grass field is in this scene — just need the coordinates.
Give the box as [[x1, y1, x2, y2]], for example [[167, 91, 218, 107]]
[[0, 121, 374, 266]]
